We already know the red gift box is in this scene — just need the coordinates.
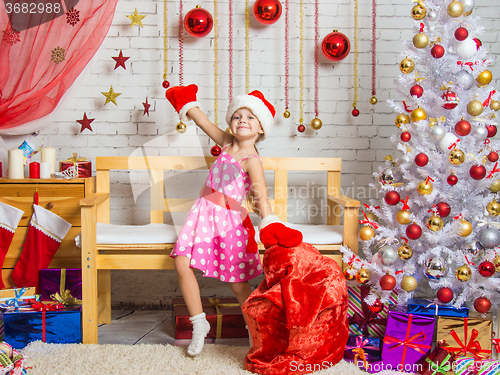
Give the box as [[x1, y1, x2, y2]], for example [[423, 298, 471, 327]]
[[60, 153, 91, 178], [173, 297, 248, 339]]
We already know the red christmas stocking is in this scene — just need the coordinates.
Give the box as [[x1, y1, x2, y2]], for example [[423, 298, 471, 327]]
[[11, 199, 71, 291], [0, 203, 24, 289]]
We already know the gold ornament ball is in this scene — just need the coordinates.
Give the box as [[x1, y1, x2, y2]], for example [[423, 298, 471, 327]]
[[310, 117, 323, 130], [467, 100, 484, 116], [455, 264, 472, 282], [401, 275, 418, 292], [396, 210, 412, 225], [359, 226, 375, 241], [176, 122, 187, 134], [417, 180, 433, 195], [493, 255, 500, 273], [477, 70, 492, 87], [398, 244, 414, 260], [413, 33, 429, 49], [400, 58, 415, 74], [411, 107, 427, 122], [283, 110, 291, 118], [489, 179, 500, 193], [447, 0, 464, 17], [356, 268, 371, 284], [343, 266, 356, 281], [487, 201, 500, 216], [366, 212, 379, 223], [490, 100, 500, 111], [427, 215, 444, 232], [449, 149, 465, 165], [395, 114, 411, 128], [370, 96, 378, 105], [459, 220, 473, 237], [411, 4, 427, 20]]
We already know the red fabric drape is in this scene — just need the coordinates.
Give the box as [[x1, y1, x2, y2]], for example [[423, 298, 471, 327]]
[[0, 0, 120, 133]]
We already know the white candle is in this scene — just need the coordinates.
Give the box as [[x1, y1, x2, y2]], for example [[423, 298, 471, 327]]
[[41, 147, 56, 174], [8, 149, 24, 179], [40, 162, 51, 179]]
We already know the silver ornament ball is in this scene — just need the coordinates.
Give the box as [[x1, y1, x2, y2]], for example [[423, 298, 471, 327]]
[[431, 125, 446, 141], [456, 39, 478, 59], [424, 256, 449, 280], [459, 0, 475, 13], [379, 167, 396, 185], [427, 10, 438, 21], [379, 246, 399, 266], [465, 241, 485, 261], [398, 154, 413, 169], [454, 70, 475, 90], [472, 126, 488, 141], [478, 227, 500, 248]]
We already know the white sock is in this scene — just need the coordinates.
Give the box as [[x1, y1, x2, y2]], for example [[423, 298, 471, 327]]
[[187, 312, 211, 356]]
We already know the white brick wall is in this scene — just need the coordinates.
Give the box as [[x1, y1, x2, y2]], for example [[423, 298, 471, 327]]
[[2, 0, 500, 306]]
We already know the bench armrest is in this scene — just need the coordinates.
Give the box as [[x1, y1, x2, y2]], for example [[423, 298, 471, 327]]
[[327, 193, 360, 208], [327, 193, 360, 255], [80, 193, 110, 207]]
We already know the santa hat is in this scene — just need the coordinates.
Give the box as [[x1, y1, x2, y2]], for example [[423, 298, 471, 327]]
[[225, 90, 275, 139]]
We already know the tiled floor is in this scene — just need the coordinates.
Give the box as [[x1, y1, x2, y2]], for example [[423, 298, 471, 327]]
[[98, 309, 249, 347]]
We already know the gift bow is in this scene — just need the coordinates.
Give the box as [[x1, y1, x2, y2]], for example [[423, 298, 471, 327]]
[[359, 211, 379, 229], [445, 328, 491, 360], [492, 338, 500, 353], [63, 153, 88, 165], [350, 311, 387, 336], [50, 269, 82, 305], [353, 336, 369, 369], [0, 287, 40, 309], [425, 353, 451, 375]]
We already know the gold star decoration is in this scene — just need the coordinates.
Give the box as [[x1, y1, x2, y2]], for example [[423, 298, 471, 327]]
[[101, 86, 121, 106], [126, 8, 146, 28]]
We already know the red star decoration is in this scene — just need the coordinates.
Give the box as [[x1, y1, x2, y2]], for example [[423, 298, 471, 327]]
[[112, 50, 130, 70], [143, 97, 151, 116], [77, 113, 95, 133]]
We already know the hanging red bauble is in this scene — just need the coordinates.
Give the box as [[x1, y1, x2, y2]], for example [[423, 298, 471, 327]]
[[253, 0, 282, 25], [162, 80, 170, 89], [400, 132, 411, 142], [447, 174, 458, 185], [454, 27, 469, 41], [487, 125, 497, 138], [442, 90, 459, 110], [455, 119, 471, 136], [380, 274, 397, 290], [431, 44, 445, 58], [184, 6, 214, 38], [436, 202, 451, 217], [384, 191, 401, 206], [410, 84, 424, 98], [406, 223, 422, 240], [352, 108, 360, 117], [478, 261, 496, 277], [474, 296, 491, 313], [488, 151, 499, 162], [470, 165, 486, 180], [321, 31, 351, 62], [210, 145, 222, 157], [297, 124, 306, 133], [437, 287, 454, 303], [474, 38, 482, 50], [367, 299, 384, 313], [415, 153, 429, 167]]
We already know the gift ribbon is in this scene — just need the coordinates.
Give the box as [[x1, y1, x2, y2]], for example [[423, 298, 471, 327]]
[[344, 335, 380, 369], [493, 338, 500, 353], [483, 90, 497, 107], [50, 269, 82, 305], [425, 353, 451, 375], [487, 162, 500, 179], [444, 318, 491, 360], [359, 211, 379, 229], [0, 288, 39, 309], [207, 298, 240, 339], [348, 286, 389, 336], [31, 301, 64, 342], [62, 153, 88, 165]]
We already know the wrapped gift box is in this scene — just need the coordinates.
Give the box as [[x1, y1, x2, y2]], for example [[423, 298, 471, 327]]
[[40, 268, 82, 304], [173, 297, 248, 339], [347, 285, 398, 337], [493, 305, 499, 359], [417, 345, 454, 375], [455, 356, 500, 375], [4, 305, 82, 349], [436, 314, 493, 361], [345, 334, 382, 359], [381, 311, 435, 372], [408, 298, 469, 318], [60, 153, 91, 178], [0, 287, 37, 308]]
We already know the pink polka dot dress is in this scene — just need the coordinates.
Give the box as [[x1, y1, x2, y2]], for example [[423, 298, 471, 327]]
[[171, 144, 262, 282]]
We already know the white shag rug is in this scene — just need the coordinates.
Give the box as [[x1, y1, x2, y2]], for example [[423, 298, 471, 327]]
[[21, 341, 410, 375]]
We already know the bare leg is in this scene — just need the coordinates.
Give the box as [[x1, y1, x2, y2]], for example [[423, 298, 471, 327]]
[[229, 281, 253, 308]]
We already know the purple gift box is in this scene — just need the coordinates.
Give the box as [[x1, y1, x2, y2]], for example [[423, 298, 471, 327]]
[[381, 311, 436, 373], [40, 269, 82, 303]]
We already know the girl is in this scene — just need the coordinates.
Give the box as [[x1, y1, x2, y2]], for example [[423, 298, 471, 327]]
[[165, 85, 298, 356]]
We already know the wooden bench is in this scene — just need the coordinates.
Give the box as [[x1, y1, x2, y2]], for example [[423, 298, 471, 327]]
[[79, 156, 360, 344]]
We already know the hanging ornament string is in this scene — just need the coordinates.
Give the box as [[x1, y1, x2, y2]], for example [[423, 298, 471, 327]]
[[228, 0, 233, 103], [370, 0, 377, 105], [309, 0, 322, 131], [299, 0, 304, 127], [245, 0, 250, 92], [283, 0, 290, 119], [162, 0, 169, 88], [352, 0, 359, 116], [178, 0, 184, 85], [213, 0, 219, 127]]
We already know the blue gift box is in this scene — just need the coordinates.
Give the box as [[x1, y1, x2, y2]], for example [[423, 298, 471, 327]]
[[407, 299, 469, 318], [4, 306, 81, 349]]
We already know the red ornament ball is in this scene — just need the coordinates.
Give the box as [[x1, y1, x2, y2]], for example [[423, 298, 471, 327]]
[[474, 296, 491, 313], [321, 31, 351, 62], [415, 153, 429, 167], [488, 151, 499, 162], [447, 174, 458, 185], [437, 287, 454, 303], [410, 85, 424, 98], [487, 125, 497, 138], [442, 90, 459, 110], [367, 299, 384, 313], [184, 6, 214, 38], [474, 38, 482, 50], [210, 145, 222, 157], [384, 191, 401, 206], [406, 223, 422, 240], [455, 27, 469, 41], [253, 0, 282, 25], [455, 119, 471, 136], [431, 44, 445, 58], [380, 274, 397, 290], [436, 202, 451, 217], [162, 80, 170, 89], [470, 164, 486, 180], [478, 261, 496, 277], [400, 132, 411, 142], [352, 108, 360, 117], [297, 124, 306, 133]]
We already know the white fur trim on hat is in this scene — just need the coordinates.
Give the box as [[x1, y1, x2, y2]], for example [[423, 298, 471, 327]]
[[179, 101, 201, 122], [226, 93, 275, 139]]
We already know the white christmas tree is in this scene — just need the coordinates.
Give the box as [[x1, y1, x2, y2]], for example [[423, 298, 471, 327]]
[[341, 0, 500, 314]]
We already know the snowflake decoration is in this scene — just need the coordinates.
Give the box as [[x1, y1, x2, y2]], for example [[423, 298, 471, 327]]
[[51, 46, 65, 64], [2, 27, 20, 45], [66, 8, 80, 26]]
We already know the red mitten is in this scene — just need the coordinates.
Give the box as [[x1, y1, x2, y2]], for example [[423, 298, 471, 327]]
[[259, 215, 303, 249], [165, 84, 200, 122]]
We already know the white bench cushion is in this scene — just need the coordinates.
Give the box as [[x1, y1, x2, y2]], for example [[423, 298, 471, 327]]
[[94, 222, 343, 246]]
